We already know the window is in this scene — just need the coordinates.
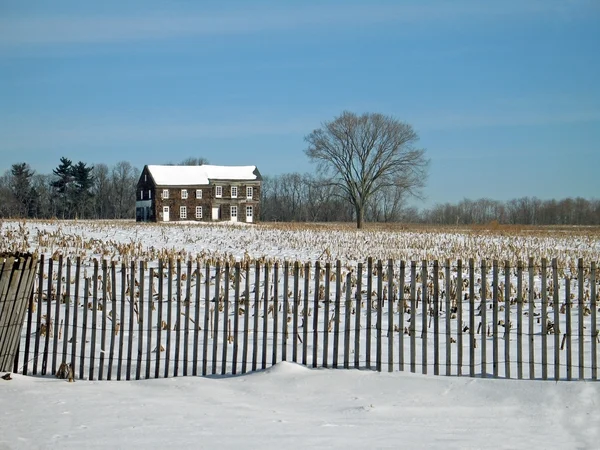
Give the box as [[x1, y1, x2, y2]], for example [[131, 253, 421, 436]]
[[181, 189, 188, 199], [231, 186, 238, 198], [140, 190, 144, 200], [148, 190, 152, 199], [230, 206, 237, 218], [162, 189, 169, 199], [246, 206, 253, 218], [196, 189, 202, 199], [144, 174, 147, 182], [180, 206, 187, 219], [196, 206, 203, 219], [246, 186, 253, 199], [215, 185, 222, 198]]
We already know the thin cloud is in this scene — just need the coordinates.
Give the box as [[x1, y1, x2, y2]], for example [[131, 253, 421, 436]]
[[0, 1, 586, 48]]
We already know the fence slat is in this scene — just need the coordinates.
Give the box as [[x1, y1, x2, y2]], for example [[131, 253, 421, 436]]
[[481, 259, 487, 378], [192, 261, 201, 376], [553, 258, 560, 380], [146, 267, 153, 380], [51, 255, 63, 376], [272, 263, 279, 367], [61, 258, 71, 369], [302, 263, 309, 367], [222, 262, 230, 375], [22, 260, 36, 375], [443, 260, 450, 376], [433, 260, 439, 376], [282, 262, 289, 363], [387, 259, 394, 373], [232, 262, 240, 375], [242, 263, 250, 373], [108, 262, 117, 380], [202, 263, 210, 376], [136, 261, 145, 381], [343, 272, 351, 369], [41, 257, 53, 376], [354, 262, 362, 369], [212, 262, 221, 375], [421, 260, 427, 375], [541, 258, 548, 380], [291, 262, 299, 365], [252, 263, 260, 371], [528, 257, 534, 380], [516, 260, 523, 380], [492, 260, 498, 378], [469, 258, 475, 377], [504, 261, 510, 379], [33, 255, 45, 375], [312, 261, 320, 368], [410, 261, 416, 373], [174, 259, 182, 377], [456, 260, 463, 376], [89, 259, 98, 380], [322, 262, 330, 368], [566, 277, 572, 381], [79, 277, 89, 380], [335, 260, 343, 370], [231, 263, 240, 374], [118, 262, 126, 380], [376, 260, 383, 373], [71, 256, 79, 375], [155, 260, 164, 379], [365, 257, 373, 369], [99, 259, 107, 380], [578, 258, 584, 380], [262, 263, 270, 369], [591, 262, 597, 380], [126, 260, 135, 381], [184, 260, 192, 377], [398, 261, 405, 372]]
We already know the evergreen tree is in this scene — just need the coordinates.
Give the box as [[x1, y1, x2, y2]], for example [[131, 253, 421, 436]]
[[51, 157, 74, 218]]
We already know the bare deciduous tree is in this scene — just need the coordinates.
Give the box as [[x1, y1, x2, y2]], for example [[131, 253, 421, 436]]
[[305, 111, 429, 228]]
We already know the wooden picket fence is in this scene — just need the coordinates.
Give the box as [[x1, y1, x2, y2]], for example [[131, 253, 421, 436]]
[[0, 253, 38, 371], [11, 255, 599, 381]]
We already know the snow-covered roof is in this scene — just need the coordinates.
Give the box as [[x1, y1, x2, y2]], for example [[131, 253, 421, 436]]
[[146, 165, 260, 186]]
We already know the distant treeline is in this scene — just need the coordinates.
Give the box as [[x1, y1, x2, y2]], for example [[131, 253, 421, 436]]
[[1, 160, 598, 225]]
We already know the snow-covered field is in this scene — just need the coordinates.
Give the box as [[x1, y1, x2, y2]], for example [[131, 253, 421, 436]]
[[1, 219, 599, 265], [1, 220, 599, 449], [2, 362, 599, 449]]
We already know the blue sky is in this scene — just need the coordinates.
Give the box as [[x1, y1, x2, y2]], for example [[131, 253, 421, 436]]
[[1, 0, 599, 207]]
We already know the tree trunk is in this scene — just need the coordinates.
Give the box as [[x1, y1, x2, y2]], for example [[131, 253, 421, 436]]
[[355, 205, 364, 229]]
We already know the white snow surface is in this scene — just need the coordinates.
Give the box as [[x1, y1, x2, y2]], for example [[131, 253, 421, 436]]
[[147, 164, 259, 186], [2, 362, 598, 449]]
